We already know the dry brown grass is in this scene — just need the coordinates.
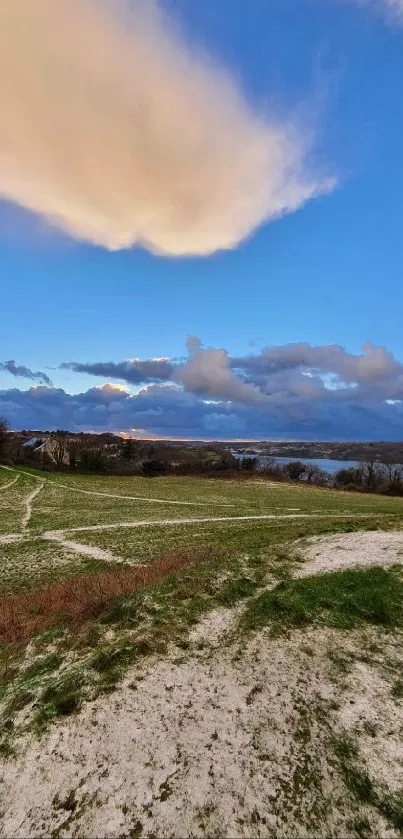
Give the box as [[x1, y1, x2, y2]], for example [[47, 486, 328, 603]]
[[0, 548, 222, 645]]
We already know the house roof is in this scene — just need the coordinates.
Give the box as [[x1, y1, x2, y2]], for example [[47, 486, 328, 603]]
[[22, 437, 45, 449]]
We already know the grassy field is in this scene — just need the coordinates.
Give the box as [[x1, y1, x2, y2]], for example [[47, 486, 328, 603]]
[[0, 465, 401, 594], [1, 466, 403, 837]]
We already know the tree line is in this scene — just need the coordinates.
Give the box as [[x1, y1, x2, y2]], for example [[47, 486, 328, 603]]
[[238, 453, 403, 495], [1, 417, 403, 494]]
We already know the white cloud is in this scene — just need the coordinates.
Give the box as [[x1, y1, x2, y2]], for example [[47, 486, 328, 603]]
[[386, 0, 403, 14], [342, 0, 403, 22], [95, 383, 130, 394], [177, 338, 268, 404], [0, 0, 332, 257]]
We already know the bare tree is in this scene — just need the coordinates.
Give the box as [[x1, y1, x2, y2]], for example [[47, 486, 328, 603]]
[[361, 459, 382, 490], [305, 464, 329, 485], [120, 438, 138, 462], [51, 430, 68, 469], [66, 439, 82, 470], [382, 462, 402, 492], [0, 416, 10, 462]]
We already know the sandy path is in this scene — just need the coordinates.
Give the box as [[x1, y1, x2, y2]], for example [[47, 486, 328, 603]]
[[44, 532, 140, 565], [0, 534, 25, 545], [45, 511, 372, 538], [0, 475, 19, 493], [21, 483, 44, 531], [0, 513, 372, 565]]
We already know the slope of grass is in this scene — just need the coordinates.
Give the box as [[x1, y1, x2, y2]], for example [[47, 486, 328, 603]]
[[69, 514, 400, 567], [3, 466, 403, 537], [242, 565, 403, 636]]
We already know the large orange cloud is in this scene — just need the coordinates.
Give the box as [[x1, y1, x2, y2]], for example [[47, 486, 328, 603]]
[[0, 0, 332, 257]]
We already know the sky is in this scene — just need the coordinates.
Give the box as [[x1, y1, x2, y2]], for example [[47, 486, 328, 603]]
[[1, 0, 403, 440]]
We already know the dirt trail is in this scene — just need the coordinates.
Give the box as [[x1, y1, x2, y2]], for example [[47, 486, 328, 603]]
[[0, 512, 373, 565], [45, 511, 372, 538], [0, 534, 25, 545], [21, 483, 44, 531], [51, 481, 233, 507], [38, 513, 373, 566], [45, 532, 139, 565], [0, 475, 19, 493]]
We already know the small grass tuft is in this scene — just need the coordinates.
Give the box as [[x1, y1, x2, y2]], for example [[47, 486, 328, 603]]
[[216, 576, 257, 607], [34, 670, 85, 729], [332, 734, 376, 805], [379, 792, 403, 832], [391, 679, 403, 699], [91, 639, 155, 689], [332, 734, 403, 832], [21, 651, 63, 682], [346, 815, 373, 838]]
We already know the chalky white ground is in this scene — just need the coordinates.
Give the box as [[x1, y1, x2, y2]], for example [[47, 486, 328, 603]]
[[1, 530, 403, 838]]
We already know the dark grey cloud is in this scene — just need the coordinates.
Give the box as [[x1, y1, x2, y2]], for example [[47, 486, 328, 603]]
[[61, 358, 175, 384], [1, 379, 403, 441], [0, 359, 52, 386], [2, 337, 396, 439]]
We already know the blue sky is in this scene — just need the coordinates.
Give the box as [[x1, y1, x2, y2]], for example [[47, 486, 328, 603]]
[[1, 0, 403, 439]]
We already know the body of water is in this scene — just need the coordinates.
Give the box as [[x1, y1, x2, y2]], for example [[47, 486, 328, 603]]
[[233, 453, 359, 475]]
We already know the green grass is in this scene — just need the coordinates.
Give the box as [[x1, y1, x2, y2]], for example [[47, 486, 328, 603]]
[[66, 516, 398, 569], [0, 474, 37, 535], [2, 464, 401, 597], [346, 815, 373, 838], [332, 735, 372, 807], [33, 669, 86, 729], [90, 638, 156, 693], [241, 566, 403, 635], [3, 465, 403, 533], [378, 793, 403, 833], [21, 651, 64, 682], [0, 538, 110, 595]]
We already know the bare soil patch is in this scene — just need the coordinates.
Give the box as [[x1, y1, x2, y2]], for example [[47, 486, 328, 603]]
[[298, 530, 403, 577], [1, 624, 402, 839]]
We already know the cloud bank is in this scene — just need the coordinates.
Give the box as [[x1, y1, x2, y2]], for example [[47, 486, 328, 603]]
[[60, 338, 403, 404], [2, 337, 403, 439], [61, 358, 174, 385], [0, 0, 331, 256], [0, 360, 52, 386]]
